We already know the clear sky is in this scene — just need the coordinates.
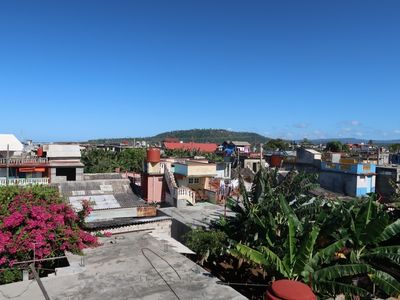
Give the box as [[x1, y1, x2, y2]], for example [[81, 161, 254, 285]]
[[1, 1, 399, 142]]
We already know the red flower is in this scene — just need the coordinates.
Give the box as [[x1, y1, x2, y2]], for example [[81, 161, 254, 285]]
[[3, 212, 24, 228]]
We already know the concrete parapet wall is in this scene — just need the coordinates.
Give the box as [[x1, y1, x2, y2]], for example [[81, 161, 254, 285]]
[[98, 219, 172, 236]]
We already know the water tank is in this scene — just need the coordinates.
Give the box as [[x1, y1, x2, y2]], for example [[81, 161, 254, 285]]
[[270, 155, 283, 167], [147, 148, 160, 163], [266, 280, 316, 300], [37, 147, 43, 157]]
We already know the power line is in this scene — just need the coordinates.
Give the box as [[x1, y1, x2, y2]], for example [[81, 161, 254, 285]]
[[141, 247, 181, 300]]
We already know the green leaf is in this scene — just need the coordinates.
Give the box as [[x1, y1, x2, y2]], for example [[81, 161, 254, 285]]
[[311, 239, 347, 267], [232, 244, 289, 277], [278, 194, 300, 228], [239, 175, 251, 211], [353, 197, 374, 242], [360, 212, 389, 244], [367, 245, 400, 256], [293, 226, 320, 275], [375, 219, 400, 244], [315, 280, 369, 297], [369, 270, 400, 296], [364, 246, 400, 264], [287, 215, 297, 268], [251, 168, 266, 204], [313, 264, 370, 281]]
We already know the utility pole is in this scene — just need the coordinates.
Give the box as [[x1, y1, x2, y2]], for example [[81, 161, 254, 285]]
[[6, 144, 9, 186], [260, 143, 263, 168], [377, 146, 380, 165]]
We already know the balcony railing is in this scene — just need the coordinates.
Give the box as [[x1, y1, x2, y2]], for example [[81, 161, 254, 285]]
[[176, 186, 196, 205], [0, 178, 50, 186], [0, 157, 49, 165]]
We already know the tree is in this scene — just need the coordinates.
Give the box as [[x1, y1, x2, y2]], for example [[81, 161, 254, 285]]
[[325, 141, 347, 153], [116, 148, 146, 172], [263, 139, 290, 151], [184, 229, 227, 265], [389, 144, 400, 153], [81, 148, 146, 173], [300, 138, 313, 147]]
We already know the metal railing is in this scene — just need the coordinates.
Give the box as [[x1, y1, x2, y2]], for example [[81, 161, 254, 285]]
[[0, 157, 48, 165], [176, 186, 196, 205], [0, 177, 50, 186]]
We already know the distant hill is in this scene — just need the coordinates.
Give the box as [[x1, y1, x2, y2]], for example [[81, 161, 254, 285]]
[[87, 129, 400, 146], [153, 129, 267, 144], [88, 129, 269, 145]]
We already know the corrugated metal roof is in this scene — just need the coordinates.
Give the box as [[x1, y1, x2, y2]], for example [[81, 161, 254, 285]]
[[0, 134, 23, 152], [305, 149, 321, 155], [163, 142, 217, 153], [69, 194, 121, 210], [231, 141, 251, 146]]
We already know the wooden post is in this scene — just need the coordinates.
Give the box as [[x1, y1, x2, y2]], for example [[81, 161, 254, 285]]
[[29, 263, 51, 300]]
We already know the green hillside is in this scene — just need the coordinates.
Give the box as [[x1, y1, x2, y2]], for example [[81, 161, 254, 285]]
[[88, 129, 269, 145]]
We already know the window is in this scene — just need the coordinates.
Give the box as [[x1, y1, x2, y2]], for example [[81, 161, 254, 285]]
[[188, 178, 200, 184]]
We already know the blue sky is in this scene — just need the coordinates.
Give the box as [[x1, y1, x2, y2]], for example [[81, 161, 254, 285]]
[[0, 1, 399, 141]]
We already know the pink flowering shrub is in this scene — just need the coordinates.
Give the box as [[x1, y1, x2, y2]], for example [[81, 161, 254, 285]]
[[0, 186, 98, 283], [94, 231, 113, 237]]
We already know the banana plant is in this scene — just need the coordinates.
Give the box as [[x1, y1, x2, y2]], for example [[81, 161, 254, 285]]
[[230, 194, 400, 297], [230, 219, 371, 296], [344, 195, 400, 296]]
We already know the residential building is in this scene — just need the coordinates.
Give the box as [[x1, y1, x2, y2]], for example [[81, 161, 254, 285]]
[[0, 134, 84, 186], [376, 165, 400, 201], [319, 160, 376, 197], [173, 160, 216, 197], [141, 148, 219, 207], [243, 158, 266, 173], [389, 153, 400, 164], [220, 141, 251, 156], [141, 148, 165, 203], [296, 147, 321, 166], [215, 161, 232, 179]]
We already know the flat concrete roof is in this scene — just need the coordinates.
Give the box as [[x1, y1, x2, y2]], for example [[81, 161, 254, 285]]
[[160, 202, 236, 229], [44, 144, 81, 158], [0, 231, 246, 300]]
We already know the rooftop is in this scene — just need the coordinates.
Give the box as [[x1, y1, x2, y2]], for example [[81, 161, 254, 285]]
[[160, 202, 235, 230], [303, 148, 321, 155], [164, 142, 217, 153], [43, 144, 81, 158], [231, 141, 251, 146], [0, 134, 23, 152], [0, 231, 246, 300], [60, 178, 145, 210]]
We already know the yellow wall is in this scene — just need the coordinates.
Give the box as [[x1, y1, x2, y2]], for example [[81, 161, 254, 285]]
[[147, 162, 161, 174], [177, 176, 210, 190], [186, 164, 216, 177]]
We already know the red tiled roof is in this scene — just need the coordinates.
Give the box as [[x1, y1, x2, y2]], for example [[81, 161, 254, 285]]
[[163, 142, 217, 153]]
